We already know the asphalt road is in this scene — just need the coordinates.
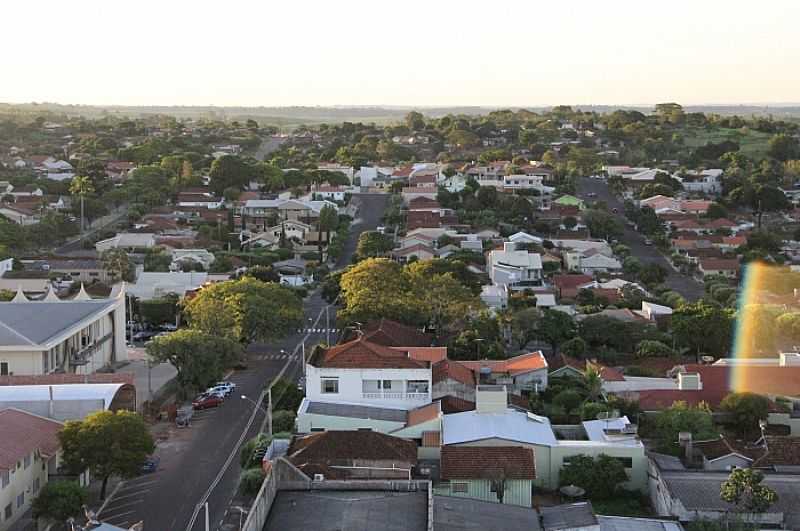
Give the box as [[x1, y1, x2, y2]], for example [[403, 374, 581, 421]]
[[55, 205, 129, 254], [576, 177, 704, 301], [97, 193, 389, 531]]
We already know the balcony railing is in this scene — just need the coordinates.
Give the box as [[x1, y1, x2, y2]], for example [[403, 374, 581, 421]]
[[69, 333, 113, 366], [361, 392, 430, 400]]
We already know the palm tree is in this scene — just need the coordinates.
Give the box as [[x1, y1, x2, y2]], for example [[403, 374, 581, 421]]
[[69, 175, 94, 234], [318, 204, 339, 262], [583, 365, 603, 402]]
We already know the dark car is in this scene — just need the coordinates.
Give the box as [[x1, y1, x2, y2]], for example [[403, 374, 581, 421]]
[[192, 394, 223, 410], [141, 455, 160, 473]]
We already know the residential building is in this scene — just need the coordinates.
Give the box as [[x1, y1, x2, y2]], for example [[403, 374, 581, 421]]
[[169, 249, 216, 271], [677, 169, 723, 195], [0, 287, 127, 376], [0, 204, 39, 226], [393, 243, 436, 263], [442, 387, 647, 491], [698, 258, 739, 279], [127, 271, 225, 300], [359, 319, 433, 348], [438, 446, 536, 507], [0, 409, 66, 531], [304, 338, 432, 411], [95, 232, 157, 252], [240, 199, 338, 229], [459, 352, 549, 393], [552, 274, 594, 300], [176, 192, 223, 209], [19, 258, 112, 284], [285, 430, 417, 480], [488, 243, 543, 289], [564, 251, 622, 275], [401, 187, 438, 204], [311, 185, 348, 201]]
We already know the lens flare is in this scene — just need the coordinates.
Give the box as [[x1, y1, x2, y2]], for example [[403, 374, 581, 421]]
[[730, 261, 800, 392]]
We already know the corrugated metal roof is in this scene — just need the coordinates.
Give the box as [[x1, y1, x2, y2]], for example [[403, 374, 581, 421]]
[[0, 299, 117, 346], [0, 384, 124, 408], [442, 408, 558, 446]]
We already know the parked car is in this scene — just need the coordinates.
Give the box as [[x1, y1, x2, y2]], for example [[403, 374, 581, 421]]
[[132, 331, 155, 342], [141, 455, 160, 474], [212, 381, 236, 394], [644, 238, 653, 245], [159, 324, 178, 332], [587, 192, 597, 198], [192, 394, 223, 410], [206, 385, 232, 397]]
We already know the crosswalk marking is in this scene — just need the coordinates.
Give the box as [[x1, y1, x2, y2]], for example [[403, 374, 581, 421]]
[[296, 328, 340, 334]]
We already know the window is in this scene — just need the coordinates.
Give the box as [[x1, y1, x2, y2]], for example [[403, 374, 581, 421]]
[[451, 482, 468, 493], [321, 378, 339, 394], [33, 477, 40, 493], [379, 380, 393, 390], [23, 455, 30, 469], [1, 471, 8, 488], [613, 457, 633, 468], [407, 380, 429, 394], [0, 362, 7, 376], [16, 492, 23, 508], [4, 504, 11, 519]]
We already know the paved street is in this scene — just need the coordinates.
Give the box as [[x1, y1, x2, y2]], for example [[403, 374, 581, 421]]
[[97, 193, 388, 531], [576, 177, 704, 301]]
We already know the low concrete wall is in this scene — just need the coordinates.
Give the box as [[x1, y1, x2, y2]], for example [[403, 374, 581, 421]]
[[241, 467, 278, 531], [279, 479, 429, 491]]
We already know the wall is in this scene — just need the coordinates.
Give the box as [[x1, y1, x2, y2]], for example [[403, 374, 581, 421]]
[[240, 466, 278, 531], [305, 365, 432, 410], [0, 453, 53, 531], [435, 479, 532, 507], [295, 410, 404, 434], [768, 413, 800, 436]]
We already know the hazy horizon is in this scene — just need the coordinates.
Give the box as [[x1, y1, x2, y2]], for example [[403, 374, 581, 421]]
[[3, 0, 798, 107]]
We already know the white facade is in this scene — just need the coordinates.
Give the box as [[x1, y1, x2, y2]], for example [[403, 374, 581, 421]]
[[305, 364, 432, 411], [488, 243, 543, 289]]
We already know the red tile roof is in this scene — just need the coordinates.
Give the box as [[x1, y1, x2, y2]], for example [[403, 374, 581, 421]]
[[437, 396, 476, 414], [395, 347, 447, 363], [441, 446, 536, 480], [0, 409, 62, 471], [406, 210, 442, 230], [312, 338, 429, 369], [361, 319, 433, 347], [432, 359, 475, 386], [699, 259, 740, 272], [407, 197, 441, 210], [553, 274, 593, 290], [407, 401, 441, 427], [459, 352, 547, 377]]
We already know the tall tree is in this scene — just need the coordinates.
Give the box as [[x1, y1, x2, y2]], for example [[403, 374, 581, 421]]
[[32, 481, 88, 528], [672, 301, 734, 359], [59, 411, 155, 499], [101, 248, 134, 282], [318, 205, 339, 261]]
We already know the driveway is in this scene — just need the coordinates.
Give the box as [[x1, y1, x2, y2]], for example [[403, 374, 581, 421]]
[[576, 177, 703, 301]]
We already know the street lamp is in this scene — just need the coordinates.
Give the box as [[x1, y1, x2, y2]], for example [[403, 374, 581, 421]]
[[241, 393, 272, 437]]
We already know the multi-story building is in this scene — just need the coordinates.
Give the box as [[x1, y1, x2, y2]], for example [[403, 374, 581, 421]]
[[0, 286, 127, 376], [487, 243, 543, 289]]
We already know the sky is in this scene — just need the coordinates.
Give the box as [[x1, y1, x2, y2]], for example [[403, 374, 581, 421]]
[[2, 0, 799, 107]]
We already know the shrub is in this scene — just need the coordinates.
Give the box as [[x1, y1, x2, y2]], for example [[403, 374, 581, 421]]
[[272, 410, 296, 433], [553, 390, 583, 413], [240, 467, 266, 496], [240, 433, 272, 469], [559, 454, 628, 499]]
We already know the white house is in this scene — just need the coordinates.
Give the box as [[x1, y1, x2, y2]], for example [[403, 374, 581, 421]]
[[127, 271, 225, 300], [677, 169, 723, 195], [564, 251, 622, 275], [95, 232, 156, 252], [442, 387, 647, 491], [170, 249, 216, 271], [488, 243, 543, 289], [304, 338, 432, 411], [0, 286, 127, 376]]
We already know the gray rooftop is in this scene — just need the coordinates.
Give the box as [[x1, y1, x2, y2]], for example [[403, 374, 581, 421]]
[[306, 401, 407, 423], [264, 490, 427, 531], [541, 502, 598, 530], [0, 300, 117, 346], [598, 516, 684, 531], [661, 471, 800, 528], [434, 496, 540, 531]]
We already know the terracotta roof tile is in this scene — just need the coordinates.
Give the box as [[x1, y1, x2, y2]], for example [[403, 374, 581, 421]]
[[312, 338, 428, 369], [459, 352, 547, 377], [361, 319, 433, 347], [0, 409, 63, 471], [406, 402, 441, 427], [432, 359, 475, 386], [395, 347, 448, 363], [441, 446, 536, 480]]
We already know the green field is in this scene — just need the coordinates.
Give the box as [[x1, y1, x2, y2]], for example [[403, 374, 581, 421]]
[[682, 127, 772, 159]]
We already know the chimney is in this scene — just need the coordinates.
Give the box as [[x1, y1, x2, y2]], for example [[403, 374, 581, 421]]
[[678, 431, 693, 463], [677, 372, 702, 391], [476, 385, 507, 414], [503, 242, 516, 253]]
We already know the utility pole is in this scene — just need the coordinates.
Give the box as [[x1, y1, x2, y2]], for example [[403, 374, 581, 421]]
[[204, 502, 210, 531], [267, 388, 273, 437], [326, 305, 330, 345]]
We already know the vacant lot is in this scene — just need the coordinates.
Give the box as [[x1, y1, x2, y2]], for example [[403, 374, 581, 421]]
[[682, 126, 772, 159]]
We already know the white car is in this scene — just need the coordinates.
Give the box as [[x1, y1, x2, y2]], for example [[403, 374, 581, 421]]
[[206, 385, 232, 397]]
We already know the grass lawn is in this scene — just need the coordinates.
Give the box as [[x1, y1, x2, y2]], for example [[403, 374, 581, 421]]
[[681, 127, 772, 159]]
